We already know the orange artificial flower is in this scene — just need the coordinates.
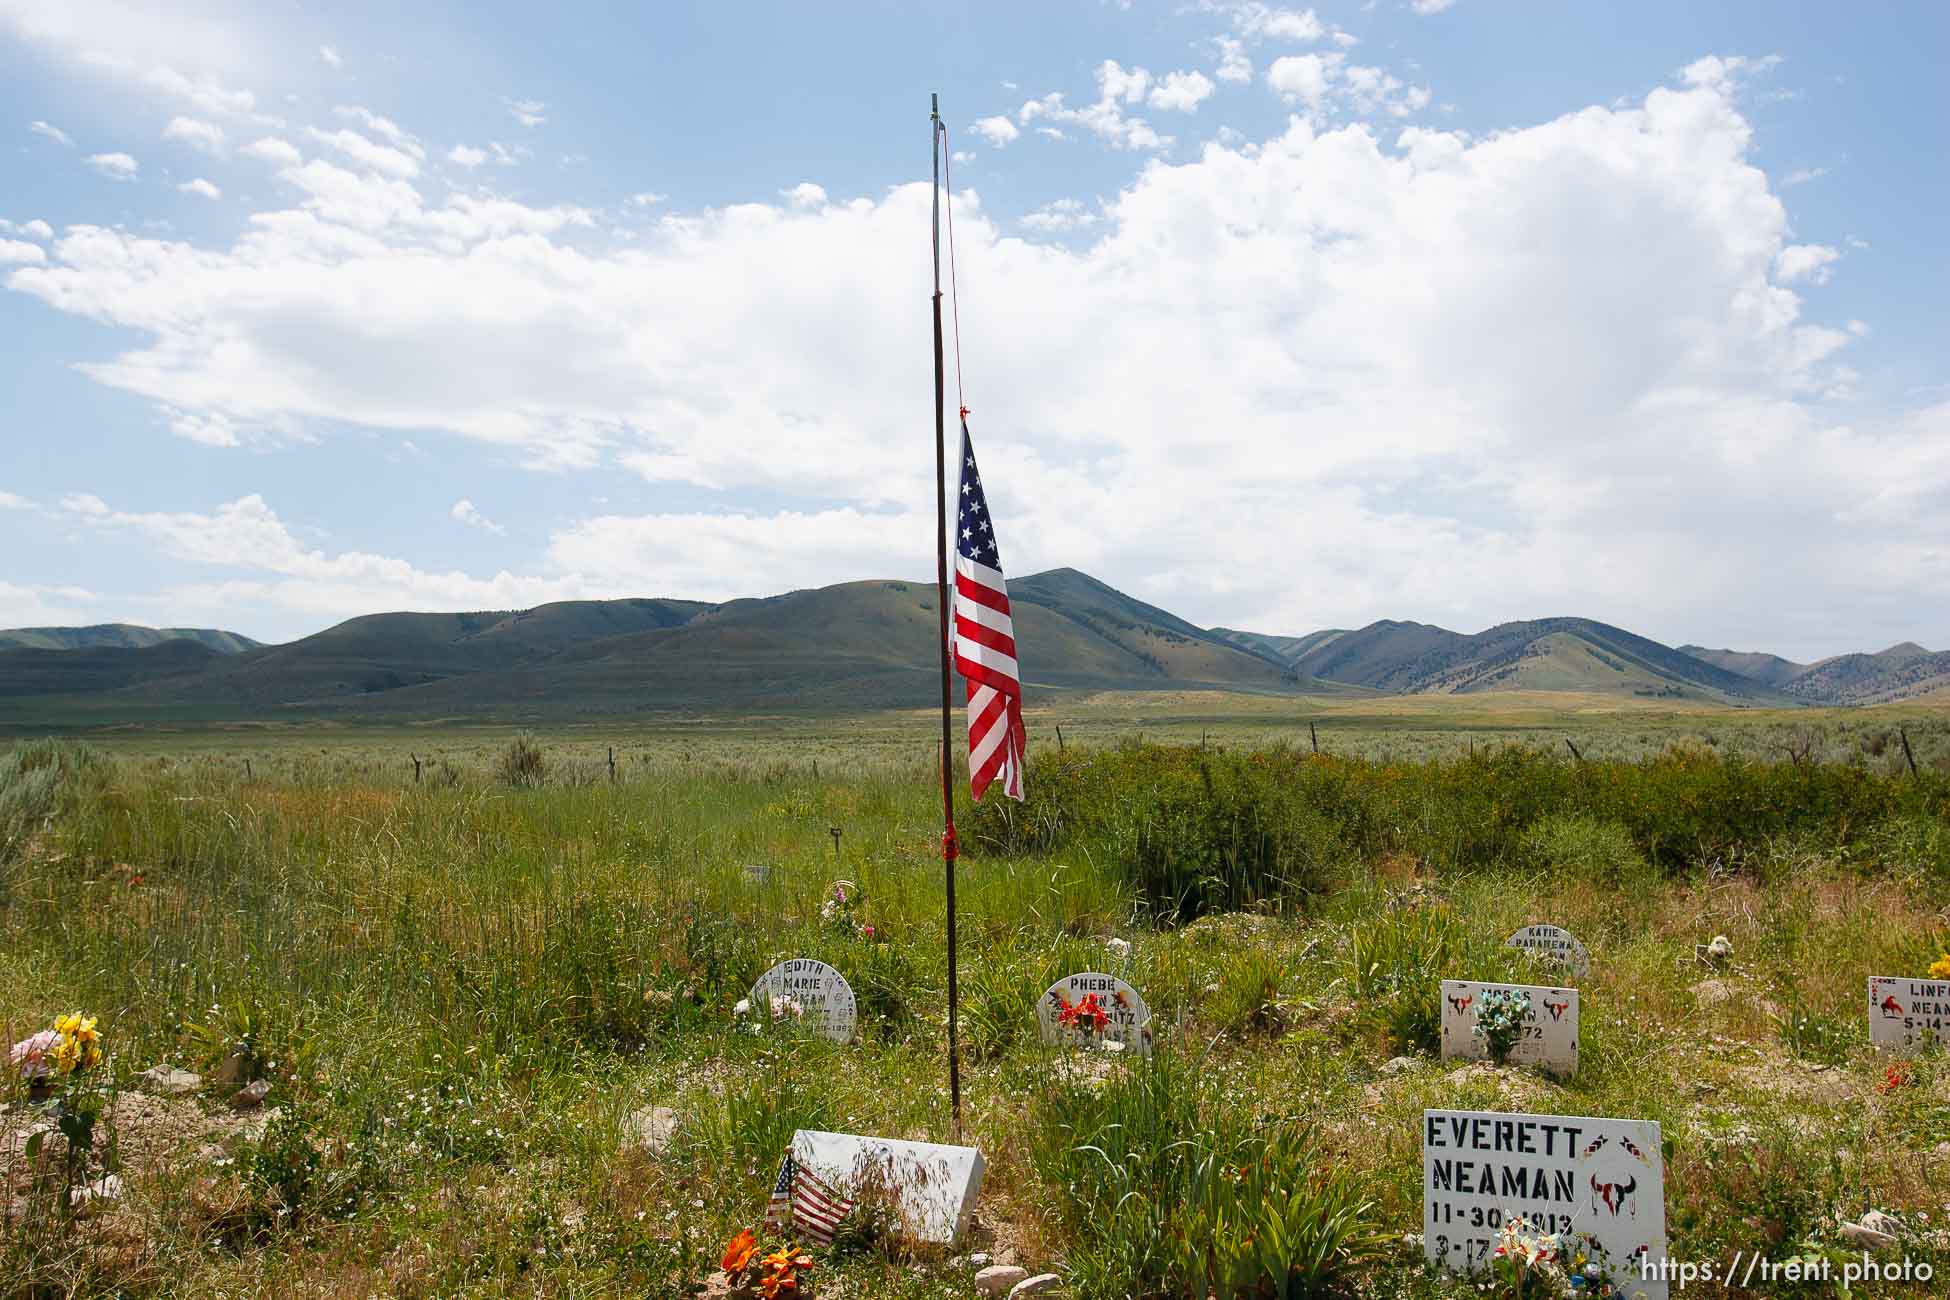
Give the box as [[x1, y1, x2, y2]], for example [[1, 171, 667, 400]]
[[721, 1228, 759, 1274]]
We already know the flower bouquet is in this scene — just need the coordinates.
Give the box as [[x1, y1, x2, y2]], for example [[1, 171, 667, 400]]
[[720, 1228, 816, 1297]]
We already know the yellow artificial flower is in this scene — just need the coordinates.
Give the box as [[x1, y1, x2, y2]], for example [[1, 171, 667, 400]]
[[1929, 954, 1950, 980]]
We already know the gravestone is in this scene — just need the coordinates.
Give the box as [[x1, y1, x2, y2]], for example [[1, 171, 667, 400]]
[[750, 958, 857, 1043], [1868, 976, 1950, 1051], [1036, 972, 1153, 1056], [1423, 1108, 1668, 1300], [1506, 924, 1591, 979], [792, 1129, 985, 1246], [1440, 980, 1579, 1076]]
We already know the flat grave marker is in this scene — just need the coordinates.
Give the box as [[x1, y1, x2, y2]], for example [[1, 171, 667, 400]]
[[1440, 980, 1579, 1076], [750, 958, 857, 1043], [1506, 924, 1591, 979], [1423, 1108, 1668, 1299], [1036, 972, 1153, 1056]]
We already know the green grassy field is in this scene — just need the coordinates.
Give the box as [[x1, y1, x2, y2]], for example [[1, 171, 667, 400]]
[[4, 697, 1950, 1297]]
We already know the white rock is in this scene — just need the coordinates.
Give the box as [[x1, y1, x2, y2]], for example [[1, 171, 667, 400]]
[[1862, 1209, 1902, 1236], [1839, 1220, 1897, 1252], [69, 1173, 124, 1206], [976, 1264, 1029, 1296], [1382, 1056, 1418, 1076], [1008, 1274, 1062, 1297], [136, 1064, 202, 1096], [621, 1106, 678, 1156], [230, 1079, 271, 1109], [967, 1252, 992, 1268]]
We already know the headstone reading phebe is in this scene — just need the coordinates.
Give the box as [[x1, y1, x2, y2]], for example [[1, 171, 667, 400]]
[[1439, 980, 1579, 1077], [1424, 1108, 1668, 1300], [1036, 972, 1153, 1056], [1868, 976, 1950, 1051], [791, 1129, 985, 1246], [1505, 924, 1591, 979], [750, 959, 857, 1044]]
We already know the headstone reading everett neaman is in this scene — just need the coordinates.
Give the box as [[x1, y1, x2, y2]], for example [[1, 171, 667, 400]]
[[1439, 980, 1579, 1076], [749, 959, 857, 1044], [1423, 1108, 1668, 1300], [1036, 972, 1153, 1056], [1505, 924, 1591, 979]]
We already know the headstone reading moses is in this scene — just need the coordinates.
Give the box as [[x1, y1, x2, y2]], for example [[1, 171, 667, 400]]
[[1505, 924, 1591, 979], [792, 1129, 985, 1246], [1037, 972, 1153, 1056], [1440, 980, 1579, 1076], [750, 959, 857, 1044], [1423, 1108, 1668, 1300], [1868, 976, 1950, 1051]]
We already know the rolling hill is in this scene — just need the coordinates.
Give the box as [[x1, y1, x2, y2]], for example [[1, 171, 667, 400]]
[[0, 571, 1334, 724], [0, 623, 260, 654], [1681, 641, 1950, 705]]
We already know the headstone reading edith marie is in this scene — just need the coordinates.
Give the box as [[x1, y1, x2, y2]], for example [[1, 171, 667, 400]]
[[1868, 975, 1950, 1051], [750, 959, 857, 1044], [1036, 972, 1153, 1056], [1505, 924, 1591, 979], [1423, 1108, 1668, 1300], [1440, 980, 1579, 1077]]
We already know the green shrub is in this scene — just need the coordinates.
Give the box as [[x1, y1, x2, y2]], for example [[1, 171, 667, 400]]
[[1347, 905, 1462, 1056], [1519, 812, 1656, 891], [495, 734, 547, 787]]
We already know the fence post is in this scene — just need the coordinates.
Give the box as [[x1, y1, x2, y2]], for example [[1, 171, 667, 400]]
[[1900, 726, 1919, 778]]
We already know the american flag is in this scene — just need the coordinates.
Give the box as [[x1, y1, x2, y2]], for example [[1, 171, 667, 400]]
[[952, 419, 1026, 802], [762, 1150, 854, 1246]]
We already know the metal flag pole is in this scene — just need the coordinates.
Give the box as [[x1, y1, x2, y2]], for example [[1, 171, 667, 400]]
[[930, 91, 964, 1138]]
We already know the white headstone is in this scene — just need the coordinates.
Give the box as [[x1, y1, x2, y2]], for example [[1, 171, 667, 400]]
[[1506, 924, 1591, 979], [750, 959, 857, 1043], [1423, 1108, 1667, 1300], [1036, 972, 1153, 1056], [1440, 980, 1578, 1076], [1868, 976, 1950, 1051], [792, 1129, 985, 1246]]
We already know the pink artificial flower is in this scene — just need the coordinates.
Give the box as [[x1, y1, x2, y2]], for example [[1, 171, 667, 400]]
[[10, 1029, 60, 1081]]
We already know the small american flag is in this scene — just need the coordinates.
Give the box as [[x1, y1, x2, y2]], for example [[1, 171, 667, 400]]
[[952, 419, 1026, 802], [762, 1150, 854, 1246]]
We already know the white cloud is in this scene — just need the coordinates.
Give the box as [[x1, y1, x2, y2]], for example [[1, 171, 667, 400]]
[[448, 143, 489, 168], [138, 65, 258, 118], [1680, 53, 1782, 92], [0, 581, 100, 628], [305, 127, 420, 178], [334, 106, 421, 157], [85, 151, 139, 179], [241, 136, 302, 166], [6, 65, 1940, 655], [319, 44, 342, 68], [504, 97, 547, 128], [176, 178, 222, 200], [1775, 243, 1840, 285], [162, 115, 224, 154], [62, 493, 110, 517], [629, 191, 667, 207], [29, 119, 73, 146], [1018, 61, 1172, 151], [1268, 52, 1430, 118], [1782, 166, 1827, 186], [951, 150, 975, 165], [450, 499, 505, 535], [0, 491, 34, 509], [0, 239, 47, 265], [0, 219, 55, 240], [781, 182, 827, 209], [1223, 3, 1327, 41], [970, 115, 1019, 146], [1020, 198, 1098, 233], [1149, 70, 1216, 113], [1213, 37, 1253, 84], [1410, 0, 1455, 13]]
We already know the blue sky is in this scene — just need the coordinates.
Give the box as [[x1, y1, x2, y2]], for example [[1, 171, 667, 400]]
[[1, 0, 1946, 660]]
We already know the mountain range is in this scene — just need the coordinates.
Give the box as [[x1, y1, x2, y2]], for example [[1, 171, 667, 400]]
[[0, 569, 1942, 725]]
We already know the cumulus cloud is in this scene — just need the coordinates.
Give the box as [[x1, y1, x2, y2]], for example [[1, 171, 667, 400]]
[[447, 143, 488, 168], [1268, 52, 1431, 118], [162, 115, 224, 153], [29, 119, 73, 146], [1782, 166, 1827, 186], [1212, 37, 1253, 84], [1149, 71, 1216, 113], [0, 239, 47, 265], [450, 499, 505, 535], [319, 44, 342, 68], [1017, 61, 1174, 151], [241, 136, 302, 166], [176, 178, 221, 200], [970, 116, 1019, 146], [85, 151, 139, 179], [305, 127, 420, 178], [1020, 198, 1098, 233], [1775, 243, 1840, 285], [4, 62, 1939, 656], [780, 182, 827, 209], [1411, 0, 1456, 13]]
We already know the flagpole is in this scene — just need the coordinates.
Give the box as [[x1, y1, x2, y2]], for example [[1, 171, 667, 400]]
[[930, 91, 964, 1138]]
